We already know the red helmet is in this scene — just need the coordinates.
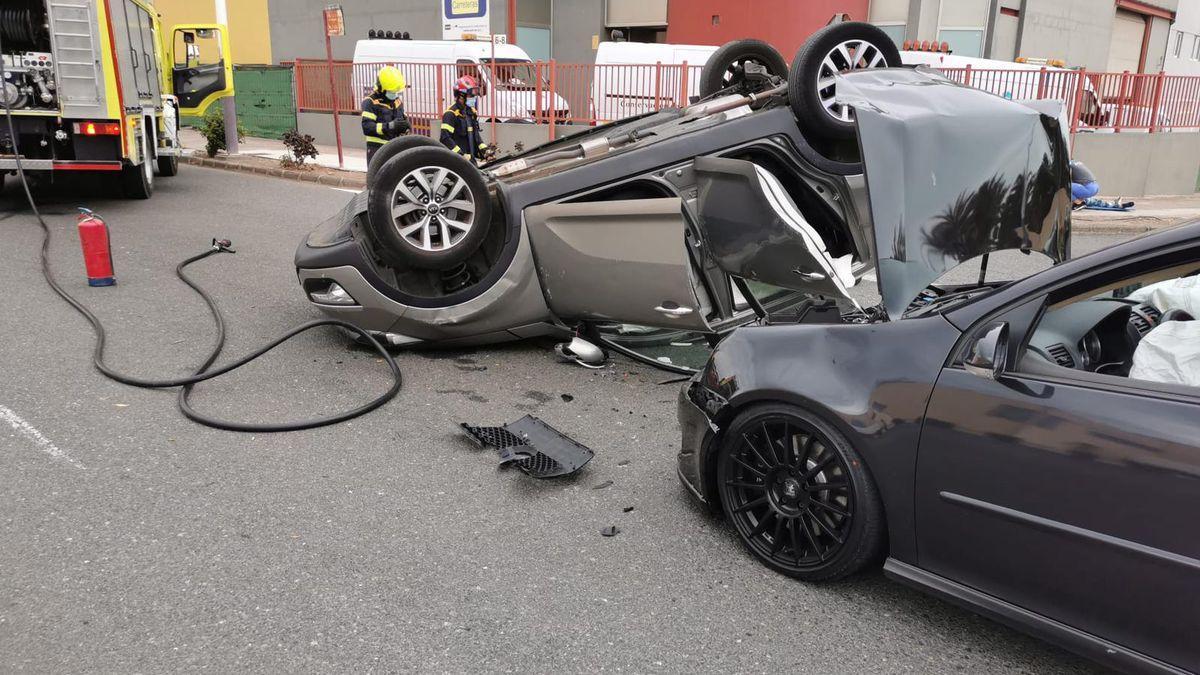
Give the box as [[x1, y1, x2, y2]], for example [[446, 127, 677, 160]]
[[454, 76, 478, 96]]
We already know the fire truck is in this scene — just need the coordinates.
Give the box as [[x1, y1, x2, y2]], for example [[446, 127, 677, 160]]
[[0, 0, 232, 198]]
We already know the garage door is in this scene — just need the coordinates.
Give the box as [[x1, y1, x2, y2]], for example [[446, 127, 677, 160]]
[[1107, 9, 1145, 73]]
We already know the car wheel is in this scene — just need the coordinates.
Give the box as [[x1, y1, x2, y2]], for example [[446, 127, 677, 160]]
[[121, 126, 154, 199], [699, 39, 788, 98], [715, 404, 884, 581], [788, 21, 902, 141], [366, 146, 492, 270], [366, 135, 444, 189]]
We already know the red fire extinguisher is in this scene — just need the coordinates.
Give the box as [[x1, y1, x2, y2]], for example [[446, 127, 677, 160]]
[[77, 208, 116, 287]]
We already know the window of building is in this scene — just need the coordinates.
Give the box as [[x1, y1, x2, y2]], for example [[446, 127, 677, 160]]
[[875, 23, 906, 48], [937, 0, 988, 58], [938, 29, 984, 57], [1175, 31, 1184, 57], [1193, 35, 1200, 61]]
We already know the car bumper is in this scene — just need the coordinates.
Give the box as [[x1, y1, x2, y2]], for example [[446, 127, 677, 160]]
[[677, 378, 719, 508]]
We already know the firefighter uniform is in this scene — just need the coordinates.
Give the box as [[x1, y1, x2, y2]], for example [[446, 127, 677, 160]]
[[439, 102, 490, 162], [360, 92, 410, 162]]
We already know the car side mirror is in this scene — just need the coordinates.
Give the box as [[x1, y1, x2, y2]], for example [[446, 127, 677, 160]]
[[964, 322, 1009, 381]]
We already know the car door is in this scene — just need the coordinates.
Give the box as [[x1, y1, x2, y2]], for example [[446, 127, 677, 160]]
[[914, 268, 1200, 671], [167, 25, 235, 116]]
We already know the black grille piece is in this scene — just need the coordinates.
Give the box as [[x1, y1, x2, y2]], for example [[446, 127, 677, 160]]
[[459, 415, 595, 479], [1047, 343, 1075, 368]]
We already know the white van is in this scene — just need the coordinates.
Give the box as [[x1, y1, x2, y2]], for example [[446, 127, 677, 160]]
[[352, 38, 569, 123], [591, 41, 719, 123]]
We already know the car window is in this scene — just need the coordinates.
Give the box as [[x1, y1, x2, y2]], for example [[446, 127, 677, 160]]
[[1019, 261, 1200, 394]]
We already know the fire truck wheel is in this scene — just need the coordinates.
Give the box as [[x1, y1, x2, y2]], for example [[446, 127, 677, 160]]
[[157, 154, 179, 177], [366, 146, 492, 271], [122, 127, 154, 199]]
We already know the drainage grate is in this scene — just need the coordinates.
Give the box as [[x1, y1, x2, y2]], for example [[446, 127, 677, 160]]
[[459, 415, 595, 479]]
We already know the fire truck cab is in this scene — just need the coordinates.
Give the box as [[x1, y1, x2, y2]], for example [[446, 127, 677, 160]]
[[0, 0, 233, 198]]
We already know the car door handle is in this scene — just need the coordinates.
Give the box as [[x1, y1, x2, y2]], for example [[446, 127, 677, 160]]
[[654, 305, 695, 318]]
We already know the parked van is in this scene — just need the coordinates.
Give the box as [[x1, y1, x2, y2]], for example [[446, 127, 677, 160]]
[[351, 38, 569, 123], [590, 41, 719, 122]]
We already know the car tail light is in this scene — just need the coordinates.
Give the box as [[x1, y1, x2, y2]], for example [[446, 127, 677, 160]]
[[72, 122, 122, 136]]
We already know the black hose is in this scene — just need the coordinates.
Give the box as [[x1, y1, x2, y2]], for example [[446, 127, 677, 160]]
[[1, 28, 403, 432]]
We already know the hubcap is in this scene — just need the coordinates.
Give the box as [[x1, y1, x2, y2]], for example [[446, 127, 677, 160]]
[[390, 166, 475, 252], [816, 39, 891, 123], [722, 417, 854, 570]]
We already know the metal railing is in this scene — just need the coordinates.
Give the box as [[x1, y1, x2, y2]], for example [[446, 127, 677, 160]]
[[290, 59, 1200, 159]]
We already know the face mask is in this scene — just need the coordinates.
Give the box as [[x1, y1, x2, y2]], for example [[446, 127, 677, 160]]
[[385, 90, 399, 101], [466, 96, 478, 109]]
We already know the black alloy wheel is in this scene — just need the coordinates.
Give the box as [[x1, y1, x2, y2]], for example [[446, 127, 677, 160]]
[[716, 404, 883, 580]]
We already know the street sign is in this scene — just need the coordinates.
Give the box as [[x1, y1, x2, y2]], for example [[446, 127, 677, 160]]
[[442, 0, 489, 40], [323, 5, 345, 37]]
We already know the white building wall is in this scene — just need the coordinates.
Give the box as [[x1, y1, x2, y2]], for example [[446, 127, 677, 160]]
[[1165, 0, 1200, 75]]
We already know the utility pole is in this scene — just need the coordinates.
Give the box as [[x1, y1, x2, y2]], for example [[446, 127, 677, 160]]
[[508, 0, 517, 46], [215, 0, 238, 154]]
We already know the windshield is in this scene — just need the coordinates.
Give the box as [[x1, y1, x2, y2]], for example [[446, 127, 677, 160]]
[[480, 59, 545, 90]]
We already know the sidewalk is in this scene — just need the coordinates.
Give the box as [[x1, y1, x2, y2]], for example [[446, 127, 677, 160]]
[[1072, 194, 1200, 234], [179, 128, 368, 173]]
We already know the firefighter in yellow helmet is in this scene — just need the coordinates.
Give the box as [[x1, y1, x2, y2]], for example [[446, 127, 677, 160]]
[[361, 66, 411, 162]]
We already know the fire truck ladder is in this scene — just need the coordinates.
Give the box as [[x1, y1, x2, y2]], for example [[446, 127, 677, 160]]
[[47, 0, 103, 107]]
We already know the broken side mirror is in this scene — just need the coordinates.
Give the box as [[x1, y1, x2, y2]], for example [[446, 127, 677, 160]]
[[964, 322, 1009, 381]]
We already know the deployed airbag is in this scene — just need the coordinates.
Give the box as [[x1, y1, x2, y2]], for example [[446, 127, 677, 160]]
[[1128, 321, 1200, 387], [1127, 276, 1200, 316]]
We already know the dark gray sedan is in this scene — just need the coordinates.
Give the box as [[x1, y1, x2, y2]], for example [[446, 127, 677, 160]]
[[678, 220, 1200, 674]]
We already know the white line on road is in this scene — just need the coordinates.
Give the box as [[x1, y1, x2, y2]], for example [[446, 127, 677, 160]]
[[0, 405, 85, 469], [331, 187, 362, 194]]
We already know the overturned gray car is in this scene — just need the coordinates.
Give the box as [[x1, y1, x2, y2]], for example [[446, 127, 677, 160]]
[[295, 23, 1070, 369]]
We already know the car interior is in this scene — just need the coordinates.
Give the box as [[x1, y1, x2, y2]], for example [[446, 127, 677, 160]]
[[1020, 262, 1200, 391]]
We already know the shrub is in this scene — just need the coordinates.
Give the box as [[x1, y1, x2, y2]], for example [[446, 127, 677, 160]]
[[199, 105, 246, 158], [280, 129, 319, 168]]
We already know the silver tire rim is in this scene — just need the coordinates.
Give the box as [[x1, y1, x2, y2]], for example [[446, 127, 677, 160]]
[[816, 39, 891, 123], [389, 166, 475, 252], [143, 129, 153, 186]]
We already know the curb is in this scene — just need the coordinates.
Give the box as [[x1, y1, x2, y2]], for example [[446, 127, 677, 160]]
[[183, 154, 366, 189]]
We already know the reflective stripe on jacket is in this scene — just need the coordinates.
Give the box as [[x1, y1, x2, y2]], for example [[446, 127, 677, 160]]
[[439, 102, 488, 159], [361, 92, 408, 146]]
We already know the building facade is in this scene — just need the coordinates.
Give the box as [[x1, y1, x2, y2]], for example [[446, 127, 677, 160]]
[[1165, 0, 1200, 74], [154, 0, 273, 65], [869, 0, 1179, 72]]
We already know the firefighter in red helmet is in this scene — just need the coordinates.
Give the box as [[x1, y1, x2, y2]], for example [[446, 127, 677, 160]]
[[439, 76, 492, 163]]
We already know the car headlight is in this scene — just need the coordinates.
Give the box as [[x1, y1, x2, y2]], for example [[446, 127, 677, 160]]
[[309, 282, 358, 306]]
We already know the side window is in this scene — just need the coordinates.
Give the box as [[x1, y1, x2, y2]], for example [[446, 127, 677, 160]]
[[1017, 256, 1200, 393]]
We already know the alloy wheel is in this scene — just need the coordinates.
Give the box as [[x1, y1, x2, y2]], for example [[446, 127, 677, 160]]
[[720, 414, 855, 573], [389, 166, 476, 252], [815, 39, 892, 123]]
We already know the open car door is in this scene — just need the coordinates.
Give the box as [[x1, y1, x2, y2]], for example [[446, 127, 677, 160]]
[[167, 24, 234, 117], [524, 198, 723, 332], [692, 155, 861, 305]]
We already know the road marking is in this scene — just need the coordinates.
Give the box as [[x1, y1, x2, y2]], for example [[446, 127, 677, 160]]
[[331, 187, 362, 194], [0, 405, 85, 469]]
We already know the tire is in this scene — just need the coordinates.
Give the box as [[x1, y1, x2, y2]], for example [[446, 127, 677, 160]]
[[788, 21, 902, 141], [157, 154, 179, 177], [699, 39, 788, 98], [715, 403, 885, 581], [121, 125, 154, 199], [366, 146, 492, 270], [365, 135, 444, 189]]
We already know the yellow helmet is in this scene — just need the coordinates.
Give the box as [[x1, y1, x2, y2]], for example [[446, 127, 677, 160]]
[[377, 66, 405, 94]]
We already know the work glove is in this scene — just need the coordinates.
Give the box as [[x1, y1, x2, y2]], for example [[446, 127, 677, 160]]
[[481, 144, 497, 161], [386, 118, 411, 135]]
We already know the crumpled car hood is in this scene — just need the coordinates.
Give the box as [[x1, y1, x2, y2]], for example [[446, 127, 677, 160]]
[[837, 67, 1072, 319]]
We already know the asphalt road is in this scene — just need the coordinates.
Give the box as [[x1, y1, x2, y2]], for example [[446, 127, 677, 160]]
[[0, 167, 1122, 673]]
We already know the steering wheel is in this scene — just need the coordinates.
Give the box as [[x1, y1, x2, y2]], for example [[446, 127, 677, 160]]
[[1161, 308, 1194, 322]]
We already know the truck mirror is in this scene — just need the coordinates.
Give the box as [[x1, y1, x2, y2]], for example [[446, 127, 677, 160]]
[[182, 31, 195, 44]]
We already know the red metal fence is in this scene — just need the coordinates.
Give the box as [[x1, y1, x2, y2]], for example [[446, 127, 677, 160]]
[[292, 59, 1200, 143]]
